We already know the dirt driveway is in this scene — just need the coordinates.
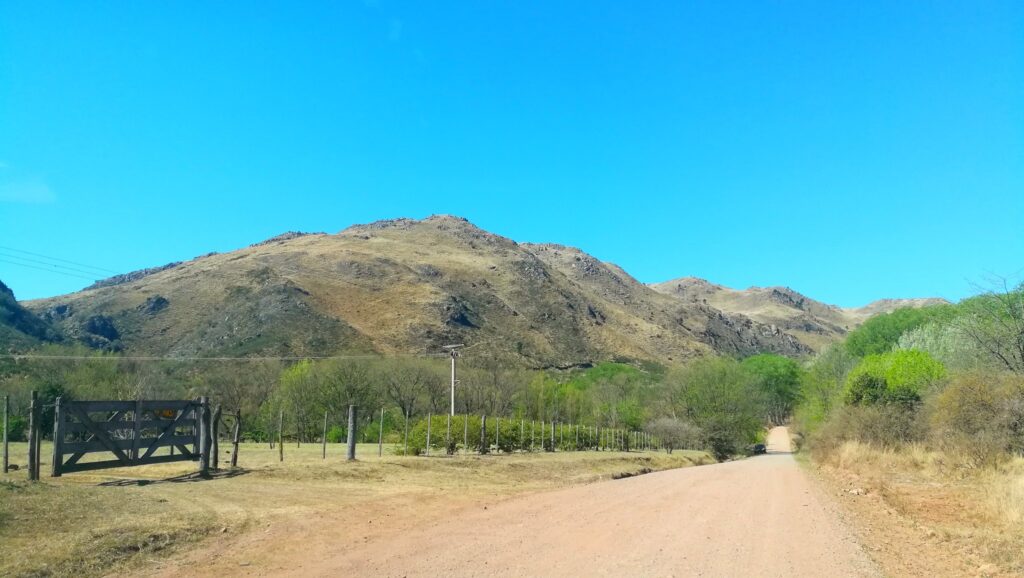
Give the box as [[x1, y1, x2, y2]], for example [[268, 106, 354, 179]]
[[199, 427, 876, 577]]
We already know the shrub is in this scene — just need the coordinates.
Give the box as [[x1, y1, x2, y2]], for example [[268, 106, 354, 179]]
[[645, 417, 701, 454], [845, 350, 946, 406], [928, 372, 1024, 467], [845, 305, 953, 357], [326, 425, 346, 444], [811, 404, 927, 453]]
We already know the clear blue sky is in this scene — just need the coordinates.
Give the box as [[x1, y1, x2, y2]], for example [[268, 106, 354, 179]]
[[1, 2, 1022, 305]]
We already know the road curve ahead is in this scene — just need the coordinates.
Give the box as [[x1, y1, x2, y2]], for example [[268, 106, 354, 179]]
[[298, 427, 877, 577]]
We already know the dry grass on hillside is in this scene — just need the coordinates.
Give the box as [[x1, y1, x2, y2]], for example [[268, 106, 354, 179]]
[[1, 441, 712, 577]]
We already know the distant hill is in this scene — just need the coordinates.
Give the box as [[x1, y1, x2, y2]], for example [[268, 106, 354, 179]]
[[20, 216, 812, 367], [650, 277, 948, 350], [0, 279, 61, 351]]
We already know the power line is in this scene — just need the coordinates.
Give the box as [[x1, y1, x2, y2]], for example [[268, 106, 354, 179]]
[[0, 258, 98, 281], [0, 253, 111, 278], [0, 245, 118, 274]]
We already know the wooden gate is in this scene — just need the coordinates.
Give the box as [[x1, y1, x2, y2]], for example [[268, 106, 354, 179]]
[[51, 397, 211, 477]]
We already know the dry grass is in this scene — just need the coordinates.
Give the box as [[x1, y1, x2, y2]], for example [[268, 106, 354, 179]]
[[1, 441, 712, 577], [813, 440, 1024, 575]]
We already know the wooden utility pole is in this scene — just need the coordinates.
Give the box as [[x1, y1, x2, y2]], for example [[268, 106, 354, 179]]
[[443, 344, 464, 416]]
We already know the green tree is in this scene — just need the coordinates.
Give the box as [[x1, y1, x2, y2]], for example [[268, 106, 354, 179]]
[[666, 357, 766, 460], [844, 350, 946, 406], [741, 354, 803, 425], [845, 305, 953, 358]]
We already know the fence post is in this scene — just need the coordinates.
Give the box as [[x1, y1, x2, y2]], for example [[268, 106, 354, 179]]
[[278, 409, 284, 462], [495, 417, 500, 451], [212, 405, 222, 470], [480, 415, 488, 454], [531, 420, 535, 451], [322, 410, 328, 460], [231, 409, 241, 468], [346, 405, 357, 461], [379, 407, 385, 458], [2, 394, 9, 474], [26, 391, 37, 481], [575, 424, 579, 451], [198, 397, 211, 477], [550, 421, 555, 452], [445, 413, 451, 456], [520, 419, 525, 453], [50, 396, 63, 477], [426, 412, 432, 457], [463, 413, 468, 455], [404, 409, 410, 456]]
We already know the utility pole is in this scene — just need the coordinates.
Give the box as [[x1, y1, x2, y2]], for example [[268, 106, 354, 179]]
[[443, 344, 464, 416]]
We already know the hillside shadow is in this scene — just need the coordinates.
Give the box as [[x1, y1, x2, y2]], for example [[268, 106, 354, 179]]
[[98, 468, 249, 487]]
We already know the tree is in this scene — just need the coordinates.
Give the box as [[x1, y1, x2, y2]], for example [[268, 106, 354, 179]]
[[844, 350, 946, 406], [955, 280, 1024, 374], [742, 354, 803, 425], [646, 417, 701, 454], [666, 357, 766, 460], [845, 305, 953, 358]]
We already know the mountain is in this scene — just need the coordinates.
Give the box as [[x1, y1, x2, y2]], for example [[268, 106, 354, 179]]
[[20, 215, 811, 367], [0, 279, 62, 351], [650, 277, 948, 350]]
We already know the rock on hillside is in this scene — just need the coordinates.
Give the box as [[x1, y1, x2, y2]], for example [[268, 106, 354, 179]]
[[0, 279, 62, 351], [651, 278, 948, 351], [24, 215, 810, 366]]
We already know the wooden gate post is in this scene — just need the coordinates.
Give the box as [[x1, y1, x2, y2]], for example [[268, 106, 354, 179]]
[[51, 397, 64, 477], [346, 405, 357, 461], [231, 409, 241, 468], [211, 405, 222, 470], [198, 397, 211, 477], [27, 391, 38, 481], [2, 394, 8, 474]]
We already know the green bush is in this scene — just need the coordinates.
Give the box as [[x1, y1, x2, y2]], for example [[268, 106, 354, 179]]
[[845, 350, 946, 406], [742, 354, 803, 425], [927, 372, 1024, 467], [325, 425, 346, 444]]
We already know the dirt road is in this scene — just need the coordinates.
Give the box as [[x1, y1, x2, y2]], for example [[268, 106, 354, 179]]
[[263, 427, 876, 577]]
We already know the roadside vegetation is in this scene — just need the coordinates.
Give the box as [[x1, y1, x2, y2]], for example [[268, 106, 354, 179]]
[[792, 280, 1024, 574], [1, 347, 801, 464]]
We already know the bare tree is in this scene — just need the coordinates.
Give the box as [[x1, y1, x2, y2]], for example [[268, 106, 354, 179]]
[[957, 278, 1024, 374]]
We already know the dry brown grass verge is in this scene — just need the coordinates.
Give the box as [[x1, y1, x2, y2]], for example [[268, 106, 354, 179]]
[[809, 441, 1024, 578]]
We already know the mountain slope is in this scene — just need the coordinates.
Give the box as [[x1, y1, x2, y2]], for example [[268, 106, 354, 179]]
[[23, 216, 809, 367], [0, 279, 61, 351], [651, 277, 948, 350]]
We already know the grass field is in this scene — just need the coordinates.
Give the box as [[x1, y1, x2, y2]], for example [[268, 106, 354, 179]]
[[0, 441, 713, 577]]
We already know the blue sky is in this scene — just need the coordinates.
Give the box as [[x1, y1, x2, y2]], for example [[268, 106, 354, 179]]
[[1, 1, 1021, 306]]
